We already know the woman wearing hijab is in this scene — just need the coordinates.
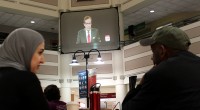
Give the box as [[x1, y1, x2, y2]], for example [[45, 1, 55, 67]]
[[0, 28, 50, 110]]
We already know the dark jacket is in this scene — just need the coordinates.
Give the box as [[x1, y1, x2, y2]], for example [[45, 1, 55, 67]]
[[0, 67, 50, 110], [48, 100, 67, 110], [76, 28, 101, 44], [123, 51, 200, 110]]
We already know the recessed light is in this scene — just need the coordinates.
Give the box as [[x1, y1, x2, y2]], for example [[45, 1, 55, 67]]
[[31, 21, 35, 24], [150, 10, 155, 13]]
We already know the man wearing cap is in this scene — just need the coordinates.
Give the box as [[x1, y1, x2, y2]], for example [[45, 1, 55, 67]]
[[122, 26, 200, 110]]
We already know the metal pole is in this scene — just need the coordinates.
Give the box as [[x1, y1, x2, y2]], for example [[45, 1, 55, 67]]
[[85, 54, 89, 108], [71, 49, 102, 109]]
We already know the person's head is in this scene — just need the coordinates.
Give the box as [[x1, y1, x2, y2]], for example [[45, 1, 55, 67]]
[[83, 16, 92, 30], [0, 28, 45, 73], [140, 26, 191, 65], [44, 84, 61, 101]]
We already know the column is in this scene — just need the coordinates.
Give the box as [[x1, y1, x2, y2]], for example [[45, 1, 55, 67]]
[[112, 50, 126, 110], [60, 80, 71, 103], [60, 54, 72, 102]]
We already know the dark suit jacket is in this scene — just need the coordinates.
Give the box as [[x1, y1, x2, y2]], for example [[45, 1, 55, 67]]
[[76, 28, 101, 44], [123, 51, 200, 110]]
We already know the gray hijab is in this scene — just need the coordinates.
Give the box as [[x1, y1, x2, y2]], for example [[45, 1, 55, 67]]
[[0, 28, 44, 71]]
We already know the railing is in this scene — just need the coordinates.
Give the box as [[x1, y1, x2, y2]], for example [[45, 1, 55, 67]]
[[120, 31, 154, 47], [112, 102, 120, 110], [120, 14, 200, 47], [45, 45, 60, 51]]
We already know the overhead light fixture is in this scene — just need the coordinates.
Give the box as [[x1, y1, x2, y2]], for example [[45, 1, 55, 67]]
[[30, 20, 35, 24], [69, 60, 80, 66], [94, 54, 104, 64], [150, 10, 155, 13], [94, 60, 104, 64], [69, 49, 104, 66], [69, 55, 80, 66]]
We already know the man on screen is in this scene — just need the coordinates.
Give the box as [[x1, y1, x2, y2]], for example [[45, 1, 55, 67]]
[[76, 16, 101, 44]]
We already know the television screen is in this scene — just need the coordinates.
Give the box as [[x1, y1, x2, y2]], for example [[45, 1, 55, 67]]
[[60, 8, 120, 53]]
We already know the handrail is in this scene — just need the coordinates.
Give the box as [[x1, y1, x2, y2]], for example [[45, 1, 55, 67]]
[[112, 102, 120, 110], [120, 14, 200, 47]]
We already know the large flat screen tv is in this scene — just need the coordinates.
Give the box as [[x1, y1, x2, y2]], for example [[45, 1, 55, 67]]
[[60, 7, 120, 53]]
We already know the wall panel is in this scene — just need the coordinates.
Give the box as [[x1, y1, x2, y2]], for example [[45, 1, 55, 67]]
[[189, 41, 200, 54], [185, 26, 200, 39], [72, 64, 113, 76], [124, 45, 150, 58], [37, 65, 58, 75], [44, 54, 58, 63], [125, 55, 152, 71]]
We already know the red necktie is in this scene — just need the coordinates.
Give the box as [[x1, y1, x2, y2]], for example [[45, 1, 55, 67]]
[[87, 30, 91, 43]]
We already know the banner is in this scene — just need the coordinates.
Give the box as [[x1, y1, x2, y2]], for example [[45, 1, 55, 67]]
[[78, 68, 97, 98], [78, 70, 87, 98]]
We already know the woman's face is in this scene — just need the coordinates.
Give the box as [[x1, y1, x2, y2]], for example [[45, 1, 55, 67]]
[[31, 42, 45, 73]]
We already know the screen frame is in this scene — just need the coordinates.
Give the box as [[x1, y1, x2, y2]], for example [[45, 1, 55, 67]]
[[60, 7, 121, 54]]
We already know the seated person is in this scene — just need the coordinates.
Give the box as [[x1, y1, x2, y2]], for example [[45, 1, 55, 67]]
[[44, 84, 67, 110]]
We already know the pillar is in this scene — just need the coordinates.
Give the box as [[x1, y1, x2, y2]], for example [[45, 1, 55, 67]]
[[112, 50, 126, 110], [60, 54, 73, 102]]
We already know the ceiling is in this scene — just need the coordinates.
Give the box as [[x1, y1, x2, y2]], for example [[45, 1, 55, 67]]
[[123, 0, 200, 29], [0, 11, 58, 33], [0, 0, 200, 34]]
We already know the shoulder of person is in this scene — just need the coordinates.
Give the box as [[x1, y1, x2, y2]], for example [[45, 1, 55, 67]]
[[78, 29, 85, 33], [145, 63, 168, 78], [91, 28, 98, 31], [50, 100, 66, 107], [11, 67, 40, 83], [0, 67, 40, 87], [1, 67, 34, 76], [58, 101, 67, 105]]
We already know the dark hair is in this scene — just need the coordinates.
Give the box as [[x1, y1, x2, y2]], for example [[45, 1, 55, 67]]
[[44, 84, 61, 101]]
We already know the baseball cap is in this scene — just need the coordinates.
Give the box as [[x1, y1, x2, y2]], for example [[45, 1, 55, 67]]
[[139, 26, 191, 50]]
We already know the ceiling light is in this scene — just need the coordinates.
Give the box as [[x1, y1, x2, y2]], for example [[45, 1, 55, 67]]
[[94, 60, 104, 64], [69, 60, 80, 66], [30, 21, 35, 23], [94, 55, 104, 64], [150, 10, 155, 13]]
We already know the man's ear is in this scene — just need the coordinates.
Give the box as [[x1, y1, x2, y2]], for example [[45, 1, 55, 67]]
[[159, 45, 167, 59]]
